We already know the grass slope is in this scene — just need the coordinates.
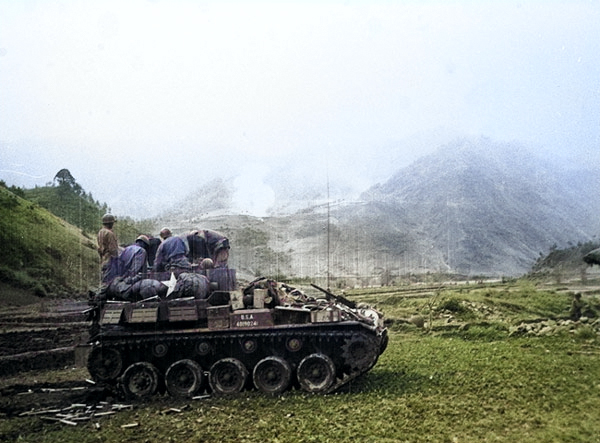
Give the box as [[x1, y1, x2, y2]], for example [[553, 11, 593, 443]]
[[1, 332, 597, 442], [0, 187, 99, 297], [24, 184, 105, 236], [1, 281, 599, 442]]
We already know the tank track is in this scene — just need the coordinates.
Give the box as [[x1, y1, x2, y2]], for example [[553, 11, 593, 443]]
[[88, 323, 385, 397]]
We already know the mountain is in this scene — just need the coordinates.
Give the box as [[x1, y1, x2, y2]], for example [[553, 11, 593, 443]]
[[361, 138, 600, 275], [157, 178, 235, 229], [2, 137, 597, 297], [154, 137, 600, 282]]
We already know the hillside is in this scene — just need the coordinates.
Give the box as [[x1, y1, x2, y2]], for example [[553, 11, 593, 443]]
[[154, 137, 600, 282], [23, 170, 108, 235], [0, 186, 99, 297], [529, 241, 600, 280]]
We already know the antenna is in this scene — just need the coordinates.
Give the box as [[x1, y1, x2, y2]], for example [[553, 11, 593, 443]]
[[327, 167, 331, 291]]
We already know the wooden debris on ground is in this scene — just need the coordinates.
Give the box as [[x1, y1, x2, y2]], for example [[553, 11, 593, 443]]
[[18, 402, 134, 427], [16, 387, 211, 427]]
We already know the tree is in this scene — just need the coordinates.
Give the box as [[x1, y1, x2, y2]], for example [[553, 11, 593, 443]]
[[54, 169, 76, 187]]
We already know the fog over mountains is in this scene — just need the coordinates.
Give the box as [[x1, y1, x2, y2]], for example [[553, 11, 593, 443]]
[[156, 138, 600, 281]]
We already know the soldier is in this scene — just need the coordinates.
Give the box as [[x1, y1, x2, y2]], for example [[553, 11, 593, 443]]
[[154, 228, 192, 272], [570, 292, 584, 321], [184, 229, 230, 267], [97, 213, 119, 285], [146, 235, 162, 269], [119, 235, 150, 278]]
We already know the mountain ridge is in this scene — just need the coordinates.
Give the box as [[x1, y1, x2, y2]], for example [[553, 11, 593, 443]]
[[155, 137, 600, 281]]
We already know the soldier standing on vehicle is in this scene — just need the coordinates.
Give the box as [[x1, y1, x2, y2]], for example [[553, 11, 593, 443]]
[[97, 213, 119, 285]]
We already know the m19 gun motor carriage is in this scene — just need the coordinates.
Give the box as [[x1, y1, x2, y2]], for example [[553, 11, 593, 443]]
[[86, 267, 388, 399]]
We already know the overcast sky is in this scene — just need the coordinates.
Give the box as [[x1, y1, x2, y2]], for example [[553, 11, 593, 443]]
[[1, 0, 599, 218]]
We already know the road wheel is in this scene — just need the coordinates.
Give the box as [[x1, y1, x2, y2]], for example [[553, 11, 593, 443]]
[[165, 359, 204, 397], [252, 356, 291, 395], [120, 362, 160, 398], [342, 335, 377, 372], [297, 353, 336, 393], [209, 358, 248, 395], [152, 342, 169, 358], [87, 346, 123, 382]]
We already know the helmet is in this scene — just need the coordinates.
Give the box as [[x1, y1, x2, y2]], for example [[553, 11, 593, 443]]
[[159, 228, 172, 239], [102, 213, 116, 224], [136, 235, 150, 246], [200, 258, 214, 269]]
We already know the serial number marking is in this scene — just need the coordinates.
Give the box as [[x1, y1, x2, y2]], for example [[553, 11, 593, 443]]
[[236, 320, 259, 328]]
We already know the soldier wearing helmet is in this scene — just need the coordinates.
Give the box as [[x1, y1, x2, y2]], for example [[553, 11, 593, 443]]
[[97, 213, 119, 285], [118, 235, 151, 278]]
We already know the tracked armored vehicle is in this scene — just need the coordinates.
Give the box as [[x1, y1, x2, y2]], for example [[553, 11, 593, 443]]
[[87, 268, 388, 398]]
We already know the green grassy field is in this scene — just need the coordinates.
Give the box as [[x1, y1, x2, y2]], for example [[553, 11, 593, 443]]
[[1, 282, 599, 442]]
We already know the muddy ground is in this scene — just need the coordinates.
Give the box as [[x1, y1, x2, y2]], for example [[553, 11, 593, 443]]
[[0, 294, 104, 418]]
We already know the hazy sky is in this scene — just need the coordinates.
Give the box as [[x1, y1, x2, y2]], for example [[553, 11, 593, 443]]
[[1, 0, 599, 218]]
